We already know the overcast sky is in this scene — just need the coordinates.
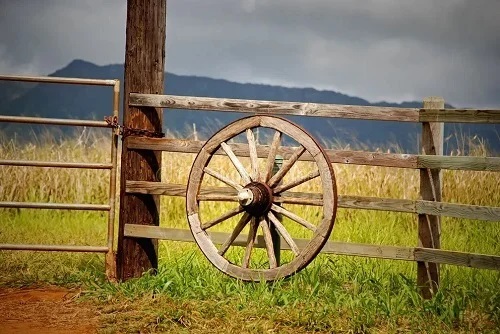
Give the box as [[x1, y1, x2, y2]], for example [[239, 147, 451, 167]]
[[0, 0, 498, 108]]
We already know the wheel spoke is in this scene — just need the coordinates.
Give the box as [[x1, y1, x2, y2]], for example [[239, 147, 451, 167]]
[[260, 217, 278, 269], [218, 212, 251, 256], [273, 170, 320, 194], [268, 211, 300, 256], [268, 146, 306, 188], [242, 217, 258, 268], [220, 142, 251, 184], [263, 131, 282, 182], [204, 167, 243, 191], [274, 195, 323, 206], [197, 194, 237, 202], [246, 129, 260, 181], [271, 204, 316, 232], [202, 206, 245, 230]]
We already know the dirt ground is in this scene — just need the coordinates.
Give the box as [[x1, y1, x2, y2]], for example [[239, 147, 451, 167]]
[[0, 286, 98, 334]]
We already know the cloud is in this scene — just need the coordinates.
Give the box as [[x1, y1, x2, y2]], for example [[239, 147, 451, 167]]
[[0, 0, 498, 108], [0, 0, 126, 74]]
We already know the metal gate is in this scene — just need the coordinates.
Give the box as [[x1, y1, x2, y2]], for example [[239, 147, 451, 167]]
[[0, 75, 119, 280]]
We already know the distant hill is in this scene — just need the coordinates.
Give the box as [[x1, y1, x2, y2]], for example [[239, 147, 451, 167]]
[[1, 59, 498, 154]]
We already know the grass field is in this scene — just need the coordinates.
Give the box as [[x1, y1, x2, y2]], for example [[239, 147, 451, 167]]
[[0, 130, 499, 333]]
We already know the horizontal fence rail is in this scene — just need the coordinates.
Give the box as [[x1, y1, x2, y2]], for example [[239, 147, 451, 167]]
[[125, 181, 500, 222], [130, 93, 500, 124], [419, 109, 500, 123], [124, 225, 500, 270], [129, 137, 418, 168], [0, 74, 117, 86], [127, 137, 500, 172], [0, 160, 113, 169], [125, 93, 500, 287], [417, 155, 500, 171], [130, 93, 421, 122], [0, 202, 111, 211], [0, 244, 109, 253], [121, 90, 500, 295], [0, 115, 111, 128]]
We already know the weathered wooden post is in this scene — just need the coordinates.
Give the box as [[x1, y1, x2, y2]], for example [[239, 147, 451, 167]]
[[116, 0, 167, 280], [418, 96, 444, 298]]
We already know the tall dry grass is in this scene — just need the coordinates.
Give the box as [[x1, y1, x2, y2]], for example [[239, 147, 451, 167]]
[[0, 129, 497, 254], [1, 130, 499, 332]]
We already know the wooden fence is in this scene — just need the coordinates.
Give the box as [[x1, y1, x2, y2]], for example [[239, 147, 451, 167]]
[[121, 93, 500, 297]]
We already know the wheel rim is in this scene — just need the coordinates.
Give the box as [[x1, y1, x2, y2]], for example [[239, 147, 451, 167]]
[[186, 115, 337, 281]]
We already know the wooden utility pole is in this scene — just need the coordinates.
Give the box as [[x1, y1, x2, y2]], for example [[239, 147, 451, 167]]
[[117, 0, 166, 280], [418, 96, 444, 298]]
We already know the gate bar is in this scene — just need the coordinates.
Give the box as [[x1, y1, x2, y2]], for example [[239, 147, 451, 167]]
[[0, 202, 110, 211], [0, 74, 120, 280], [0, 75, 117, 86], [105, 80, 120, 280], [0, 160, 113, 169], [0, 244, 109, 252], [0, 115, 109, 128]]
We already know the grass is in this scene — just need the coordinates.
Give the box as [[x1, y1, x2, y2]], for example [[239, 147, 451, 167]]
[[0, 130, 499, 333]]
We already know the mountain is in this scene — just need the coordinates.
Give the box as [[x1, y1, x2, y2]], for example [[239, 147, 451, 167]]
[[1, 59, 498, 154], [0, 81, 35, 103]]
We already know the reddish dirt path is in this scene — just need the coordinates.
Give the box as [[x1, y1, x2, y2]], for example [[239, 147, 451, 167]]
[[0, 286, 98, 334]]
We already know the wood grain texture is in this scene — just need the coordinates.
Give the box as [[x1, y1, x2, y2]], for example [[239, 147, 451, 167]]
[[127, 137, 419, 168], [218, 213, 251, 256], [264, 131, 282, 182], [220, 142, 252, 184], [126, 181, 500, 221], [416, 201, 500, 222], [417, 155, 500, 171], [123, 225, 500, 270], [270, 204, 317, 231], [201, 206, 244, 230], [414, 248, 500, 270], [116, 0, 166, 281], [268, 211, 300, 256], [260, 217, 278, 268], [418, 97, 444, 299], [188, 213, 230, 273], [273, 195, 323, 206], [205, 117, 261, 154], [129, 93, 420, 122], [242, 218, 258, 268], [267, 146, 306, 188], [203, 167, 243, 190], [130, 94, 500, 124], [337, 195, 415, 213], [182, 116, 337, 281], [246, 129, 260, 181], [127, 137, 500, 172], [273, 170, 320, 194], [419, 108, 500, 124]]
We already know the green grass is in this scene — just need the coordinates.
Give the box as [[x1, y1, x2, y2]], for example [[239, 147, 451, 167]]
[[0, 132, 499, 333]]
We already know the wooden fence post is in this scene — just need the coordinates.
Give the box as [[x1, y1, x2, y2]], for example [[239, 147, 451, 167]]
[[418, 96, 444, 298], [116, 0, 167, 280]]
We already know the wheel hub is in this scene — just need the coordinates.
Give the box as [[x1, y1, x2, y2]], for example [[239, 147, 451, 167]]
[[237, 182, 273, 216]]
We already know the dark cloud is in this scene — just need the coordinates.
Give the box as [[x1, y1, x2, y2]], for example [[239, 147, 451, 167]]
[[0, 0, 126, 74], [0, 0, 498, 108]]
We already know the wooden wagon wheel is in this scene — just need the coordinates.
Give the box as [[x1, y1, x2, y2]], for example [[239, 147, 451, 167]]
[[186, 115, 337, 281]]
